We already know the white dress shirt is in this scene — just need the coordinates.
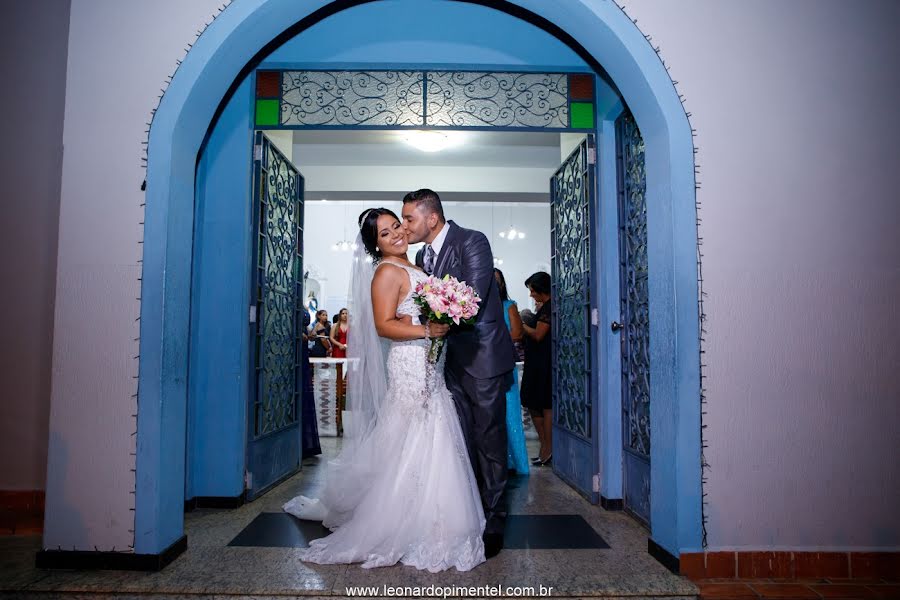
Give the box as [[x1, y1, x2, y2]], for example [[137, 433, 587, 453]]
[[427, 221, 450, 259]]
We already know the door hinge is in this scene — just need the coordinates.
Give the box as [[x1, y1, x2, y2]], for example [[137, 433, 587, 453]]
[[592, 474, 601, 493], [591, 307, 599, 326], [587, 147, 597, 165], [244, 470, 252, 490], [254, 144, 263, 161], [249, 305, 257, 323]]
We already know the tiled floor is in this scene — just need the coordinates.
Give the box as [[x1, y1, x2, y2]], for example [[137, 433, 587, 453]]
[[0, 439, 698, 598]]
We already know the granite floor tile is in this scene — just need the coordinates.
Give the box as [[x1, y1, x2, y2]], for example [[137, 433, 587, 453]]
[[331, 548, 696, 597], [2, 437, 702, 598]]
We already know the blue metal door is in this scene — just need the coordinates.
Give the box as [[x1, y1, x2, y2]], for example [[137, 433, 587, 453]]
[[615, 111, 651, 526], [550, 136, 600, 502], [246, 132, 305, 500]]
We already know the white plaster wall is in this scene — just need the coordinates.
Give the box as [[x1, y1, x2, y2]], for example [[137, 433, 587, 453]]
[[45, 0, 224, 551], [0, 1, 70, 491], [49, 0, 900, 550], [303, 201, 551, 316], [300, 166, 553, 194], [619, 0, 900, 549]]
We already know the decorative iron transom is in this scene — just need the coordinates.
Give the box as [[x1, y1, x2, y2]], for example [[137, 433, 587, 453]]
[[254, 70, 595, 130]]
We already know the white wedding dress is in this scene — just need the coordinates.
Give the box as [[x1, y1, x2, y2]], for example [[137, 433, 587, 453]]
[[285, 262, 485, 572]]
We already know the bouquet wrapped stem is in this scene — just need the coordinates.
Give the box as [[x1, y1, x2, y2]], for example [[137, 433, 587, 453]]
[[427, 336, 446, 365], [414, 274, 482, 366]]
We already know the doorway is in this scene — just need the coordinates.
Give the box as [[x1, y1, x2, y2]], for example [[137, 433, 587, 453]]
[[138, 0, 701, 562], [201, 122, 603, 506]]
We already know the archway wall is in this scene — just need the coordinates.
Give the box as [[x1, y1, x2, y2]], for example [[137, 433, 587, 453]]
[[186, 0, 599, 503], [137, 0, 700, 557], [45, 0, 900, 562], [41, 0, 242, 554], [41, 0, 701, 556]]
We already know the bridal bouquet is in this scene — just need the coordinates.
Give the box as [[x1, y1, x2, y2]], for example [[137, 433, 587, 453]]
[[413, 274, 481, 364]]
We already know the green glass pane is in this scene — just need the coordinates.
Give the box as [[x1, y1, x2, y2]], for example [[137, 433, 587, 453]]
[[255, 99, 280, 126], [570, 102, 595, 129]]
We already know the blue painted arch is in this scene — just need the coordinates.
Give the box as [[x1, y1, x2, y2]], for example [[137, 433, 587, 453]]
[[139, 0, 701, 558]]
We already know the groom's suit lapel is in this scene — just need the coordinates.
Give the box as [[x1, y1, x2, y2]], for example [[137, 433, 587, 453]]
[[434, 221, 460, 277]]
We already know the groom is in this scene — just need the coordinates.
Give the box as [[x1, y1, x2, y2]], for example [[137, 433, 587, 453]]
[[401, 189, 516, 558]]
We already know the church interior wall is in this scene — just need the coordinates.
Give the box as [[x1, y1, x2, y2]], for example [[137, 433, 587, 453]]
[[3, 0, 895, 553]]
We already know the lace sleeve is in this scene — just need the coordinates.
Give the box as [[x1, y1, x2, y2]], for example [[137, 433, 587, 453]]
[[537, 302, 551, 325]]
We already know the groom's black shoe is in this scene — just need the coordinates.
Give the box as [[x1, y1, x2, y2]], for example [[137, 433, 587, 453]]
[[483, 532, 504, 558]]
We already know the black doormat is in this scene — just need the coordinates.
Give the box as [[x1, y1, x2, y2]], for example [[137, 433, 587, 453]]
[[228, 512, 330, 548], [504, 514, 609, 549], [229, 513, 608, 550]]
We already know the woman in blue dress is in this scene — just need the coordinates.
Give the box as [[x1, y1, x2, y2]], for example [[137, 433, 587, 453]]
[[494, 269, 529, 475]]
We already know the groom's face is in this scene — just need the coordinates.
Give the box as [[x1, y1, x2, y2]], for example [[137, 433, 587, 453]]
[[401, 202, 436, 244]]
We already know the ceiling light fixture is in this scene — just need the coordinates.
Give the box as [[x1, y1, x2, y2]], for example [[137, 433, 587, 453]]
[[402, 130, 462, 153], [499, 227, 526, 240]]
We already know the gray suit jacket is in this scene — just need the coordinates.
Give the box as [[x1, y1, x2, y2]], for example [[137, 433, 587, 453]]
[[416, 221, 516, 379]]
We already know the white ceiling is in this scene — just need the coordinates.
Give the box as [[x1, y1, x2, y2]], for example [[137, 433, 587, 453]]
[[290, 129, 562, 168], [269, 129, 579, 202]]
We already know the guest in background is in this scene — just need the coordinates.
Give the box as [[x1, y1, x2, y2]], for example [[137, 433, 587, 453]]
[[309, 310, 332, 358], [521, 271, 552, 466], [300, 310, 321, 459], [330, 307, 349, 359], [515, 309, 534, 362], [494, 268, 529, 475]]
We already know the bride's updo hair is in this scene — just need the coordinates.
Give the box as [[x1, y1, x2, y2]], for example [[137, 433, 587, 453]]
[[358, 207, 400, 260]]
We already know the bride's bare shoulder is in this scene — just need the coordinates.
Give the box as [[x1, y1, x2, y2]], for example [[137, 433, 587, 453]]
[[371, 261, 406, 287]]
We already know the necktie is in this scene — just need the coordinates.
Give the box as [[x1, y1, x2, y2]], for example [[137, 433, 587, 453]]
[[424, 245, 436, 275]]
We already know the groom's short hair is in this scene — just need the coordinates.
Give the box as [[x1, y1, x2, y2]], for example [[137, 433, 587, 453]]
[[403, 188, 445, 223]]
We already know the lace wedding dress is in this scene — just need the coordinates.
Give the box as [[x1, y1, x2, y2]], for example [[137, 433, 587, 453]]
[[284, 262, 485, 572]]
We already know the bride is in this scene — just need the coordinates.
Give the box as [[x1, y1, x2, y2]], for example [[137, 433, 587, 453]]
[[283, 208, 486, 572]]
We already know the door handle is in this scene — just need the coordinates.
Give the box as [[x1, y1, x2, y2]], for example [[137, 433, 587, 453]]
[[611, 321, 623, 332]]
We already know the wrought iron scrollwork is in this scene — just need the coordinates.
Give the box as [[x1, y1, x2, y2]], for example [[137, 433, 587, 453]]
[[281, 71, 424, 126], [551, 140, 592, 438], [618, 112, 650, 458], [426, 72, 568, 128], [255, 142, 301, 437]]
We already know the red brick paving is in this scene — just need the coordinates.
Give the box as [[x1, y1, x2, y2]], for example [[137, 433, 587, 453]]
[[696, 580, 900, 600]]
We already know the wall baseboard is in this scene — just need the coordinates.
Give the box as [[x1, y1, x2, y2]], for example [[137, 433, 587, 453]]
[[649, 538, 680, 573], [184, 494, 246, 511], [35, 535, 187, 571], [680, 550, 900, 581], [600, 496, 623, 511], [0, 490, 44, 534]]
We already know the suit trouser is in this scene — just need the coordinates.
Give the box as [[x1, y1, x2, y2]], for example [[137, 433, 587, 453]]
[[445, 360, 510, 535]]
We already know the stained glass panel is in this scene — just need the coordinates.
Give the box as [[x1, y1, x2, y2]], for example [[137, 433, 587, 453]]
[[255, 99, 279, 126]]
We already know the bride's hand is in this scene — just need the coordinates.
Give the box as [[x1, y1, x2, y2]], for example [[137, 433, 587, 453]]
[[428, 321, 450, 339]]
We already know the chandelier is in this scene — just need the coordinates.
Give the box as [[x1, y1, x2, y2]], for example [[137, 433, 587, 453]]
[[331, 203, 359, 252], [498, 226, 525, 240], [331, 239, 358, 252]]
